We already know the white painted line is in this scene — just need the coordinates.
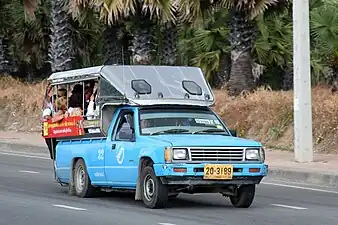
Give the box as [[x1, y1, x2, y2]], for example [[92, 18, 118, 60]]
[[158, 223, 177, 225], [271, 204, 307, 210], [53, 204, 87, 211], [19, 170, 40, 174], [262, 182, 338, 194], [0, 152, 49, 160]]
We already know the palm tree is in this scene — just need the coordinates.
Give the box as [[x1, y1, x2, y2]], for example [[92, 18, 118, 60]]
[[2, 0, 47, 75], [223, 0, 287, 96], [179, 0, 287, 95], [253, 12, 293, 90], [310, 1, 338, 90], [0, 0, 12, 74], [69, 0, 131, 65], [181, 8, 231, 86], [48, 0, 73, 72], [96, 0, 175, 65], [130, 0, 175, 65], [129, 8, 156, 65], [22, 0, 73, 73], [103, 24, 124, 65], [159, 0, 179, 66]]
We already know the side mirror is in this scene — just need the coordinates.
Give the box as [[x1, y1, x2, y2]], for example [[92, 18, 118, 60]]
[[229, 129, 237, 137]]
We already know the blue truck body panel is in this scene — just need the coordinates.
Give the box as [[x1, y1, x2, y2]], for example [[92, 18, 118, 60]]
[[55, 106, 268, 191]]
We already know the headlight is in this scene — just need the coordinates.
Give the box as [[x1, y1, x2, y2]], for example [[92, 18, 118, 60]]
[[164, 147, 189, 163], [260, 147, 266, 162], [245, 148, 265, 161], [245, 149, 260, 160], [173, 148, 188, 160]]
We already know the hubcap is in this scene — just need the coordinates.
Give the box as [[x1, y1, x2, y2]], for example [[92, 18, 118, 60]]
[[75, 165, 85, 193], [143, 174, 155, 202]]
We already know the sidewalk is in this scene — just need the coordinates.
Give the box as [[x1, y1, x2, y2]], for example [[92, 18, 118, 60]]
[[265, 149, 338, 187], [1, 131, 337, 187], [0, 131, 46, 147]]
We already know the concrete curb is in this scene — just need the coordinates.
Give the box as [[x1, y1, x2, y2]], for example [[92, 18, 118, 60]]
[[0, 142, 48, 155], [268, 167, 338, 188]]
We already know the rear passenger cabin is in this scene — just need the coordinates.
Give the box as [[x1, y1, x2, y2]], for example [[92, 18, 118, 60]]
[[41, 65, 215, 140]]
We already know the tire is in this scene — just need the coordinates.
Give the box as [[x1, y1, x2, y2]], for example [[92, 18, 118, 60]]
[[73, 159, 95, 198], [140, 166, 168, 209], [229, 184, 256, 208]]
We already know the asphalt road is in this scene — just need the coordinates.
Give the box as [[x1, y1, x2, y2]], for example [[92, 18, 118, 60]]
[[0, 147, 338, 225]]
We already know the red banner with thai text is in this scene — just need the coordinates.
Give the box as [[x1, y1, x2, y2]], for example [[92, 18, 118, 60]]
[[42, 116, 85, 138]]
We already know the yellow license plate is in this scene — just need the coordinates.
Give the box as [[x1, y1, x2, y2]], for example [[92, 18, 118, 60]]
[[203, 164, 233, 180]]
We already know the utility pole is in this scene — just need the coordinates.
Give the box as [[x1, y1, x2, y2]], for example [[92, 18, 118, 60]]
[[292, 0, 313, 162]]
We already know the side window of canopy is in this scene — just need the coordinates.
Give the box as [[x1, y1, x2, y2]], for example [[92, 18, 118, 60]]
[[99, 78, 123, 101]]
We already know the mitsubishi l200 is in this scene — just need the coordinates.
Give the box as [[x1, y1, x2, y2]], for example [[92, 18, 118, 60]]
[[41, 65, 268, 209]]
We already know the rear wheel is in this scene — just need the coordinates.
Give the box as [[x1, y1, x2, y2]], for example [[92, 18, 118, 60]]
[[229, 184, 256, 208], [140, 166, 168, 208], [73, 159, 95, 198]]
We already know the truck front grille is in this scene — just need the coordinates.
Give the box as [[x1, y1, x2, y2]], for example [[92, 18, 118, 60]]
[[189, 147, 244, 162]]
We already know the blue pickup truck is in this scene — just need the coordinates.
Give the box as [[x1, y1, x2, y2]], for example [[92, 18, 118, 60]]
[[46, 65, 268, 209]]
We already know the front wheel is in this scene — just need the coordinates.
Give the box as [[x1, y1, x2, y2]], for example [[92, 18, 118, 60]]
[[140, 166, 168, 209], [229, 184, 256, 208], [73, 159, 95, 198]]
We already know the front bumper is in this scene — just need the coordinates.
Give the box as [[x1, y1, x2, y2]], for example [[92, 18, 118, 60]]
[[153, 163, 268, 185]]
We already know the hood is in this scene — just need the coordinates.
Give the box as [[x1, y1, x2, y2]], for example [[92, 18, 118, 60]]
[[146, 134, 262, 147]]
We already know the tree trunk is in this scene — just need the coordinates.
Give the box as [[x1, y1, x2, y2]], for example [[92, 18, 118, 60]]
[[214, 53, 231, 89], [283, 66, 294, 91], [227, 50, 255, 95], [103, 24, 123, 65], [160, 22, 178, 66], [130, 17, 155, 65], [331, 65, 338, 93], [226, 9, 256, 96], [48, 0, 73, 73], [122, 32, 132, 65], [0, 37, 10, 74]]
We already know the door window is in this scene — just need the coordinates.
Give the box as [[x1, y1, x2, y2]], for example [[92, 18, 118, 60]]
[[113, 111, 135, 141]]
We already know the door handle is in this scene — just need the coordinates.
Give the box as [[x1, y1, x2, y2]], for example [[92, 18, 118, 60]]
[[111, 144, 116, 150]]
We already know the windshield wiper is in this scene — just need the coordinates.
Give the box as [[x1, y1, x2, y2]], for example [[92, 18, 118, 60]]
[[192, 128, 229, 135], [150, 128, 191, 135]]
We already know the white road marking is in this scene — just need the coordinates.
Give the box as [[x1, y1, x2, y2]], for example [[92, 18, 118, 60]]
[[52, 204, 87, 211], [271, 204, 307, 210], [158, 223, 177, 225], [262, 182, 338, 194], [0, 151, 49, 160], [19, 170, 40, 174], [0, 149, 47, 155]]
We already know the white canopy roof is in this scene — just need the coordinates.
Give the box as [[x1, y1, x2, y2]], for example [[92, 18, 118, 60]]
[[48, 65, 215, 107]]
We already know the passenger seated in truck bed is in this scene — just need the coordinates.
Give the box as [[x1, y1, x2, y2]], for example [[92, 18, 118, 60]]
[[68, 84, 83, 116]]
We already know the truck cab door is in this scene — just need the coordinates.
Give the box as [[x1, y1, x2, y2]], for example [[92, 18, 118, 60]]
[[105, 109, 138, 187]]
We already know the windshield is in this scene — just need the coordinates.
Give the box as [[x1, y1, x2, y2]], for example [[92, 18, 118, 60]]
[[139, 108, 230, 136]]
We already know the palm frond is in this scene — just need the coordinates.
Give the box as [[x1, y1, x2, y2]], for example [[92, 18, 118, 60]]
[[94, 0, 135, 25], [191, 50, 221, 82], [22, 0, 41, 21], [253, 12, 292, 69], [142, 0, 176, 23]]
